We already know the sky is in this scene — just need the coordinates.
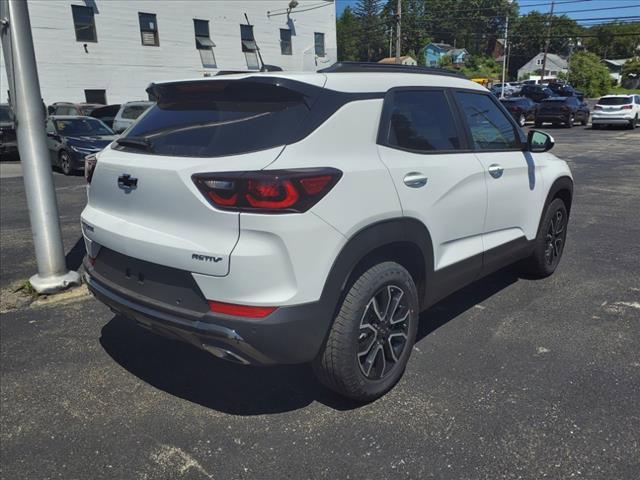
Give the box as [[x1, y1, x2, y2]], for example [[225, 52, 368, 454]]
[[335, 0, 640, 24]]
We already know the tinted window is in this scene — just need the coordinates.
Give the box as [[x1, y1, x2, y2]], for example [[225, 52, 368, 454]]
[[386, 90, 461, 152], [71, 5, 96, 42], [0, 106, 12, 123], [54, 118, 113, 136], [455, 92, 519, 151], [598, 96, 632, 105], [122, 104, 151, 119], [121, 80, 317, 157]]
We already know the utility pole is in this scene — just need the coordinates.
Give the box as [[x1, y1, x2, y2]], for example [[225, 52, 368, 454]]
[[540, 0, 555, 83], [500, 1, 513, 98], [395, 0, 401, 64], [389, 25, 393, 58], [0, 0, 80, 293]]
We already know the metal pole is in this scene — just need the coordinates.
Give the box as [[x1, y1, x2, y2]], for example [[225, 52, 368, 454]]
[[0, 0, 79, 293], [501, 13, 509, 98], [540, 0, 555, 83], [395, 0, 401, 64]]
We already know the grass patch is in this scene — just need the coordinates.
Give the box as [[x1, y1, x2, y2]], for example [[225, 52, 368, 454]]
[[15, 280, 38, 297]]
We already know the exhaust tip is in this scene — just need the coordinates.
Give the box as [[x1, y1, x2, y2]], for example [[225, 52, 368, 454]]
[[202, 344, 250, 365]]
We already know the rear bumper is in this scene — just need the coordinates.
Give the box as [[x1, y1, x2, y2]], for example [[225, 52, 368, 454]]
[[535, 113, 571, 122], [84, 257, 333, 366], [591, 116, 632, 125]]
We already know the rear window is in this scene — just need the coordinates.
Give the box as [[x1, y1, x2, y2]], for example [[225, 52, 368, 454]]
[[122, 104, 152, 119], [120, 80, 318, 157], [598, 96, 632, 105]]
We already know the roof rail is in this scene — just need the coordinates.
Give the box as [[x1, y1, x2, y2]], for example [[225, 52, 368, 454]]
[[318, 61, 467, 79]]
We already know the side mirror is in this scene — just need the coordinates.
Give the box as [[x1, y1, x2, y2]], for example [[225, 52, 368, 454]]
[[528, 130, 554, 153]]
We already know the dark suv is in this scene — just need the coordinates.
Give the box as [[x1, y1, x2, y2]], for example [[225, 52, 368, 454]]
[[0, 104, 17, 158], [500, 97, 537, 126], [535, 97, 590, 128], [521, 85, 553, 103]]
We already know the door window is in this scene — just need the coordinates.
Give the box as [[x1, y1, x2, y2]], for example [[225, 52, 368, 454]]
[[455, 92, 520, 150], [385, 90, 462, 152]]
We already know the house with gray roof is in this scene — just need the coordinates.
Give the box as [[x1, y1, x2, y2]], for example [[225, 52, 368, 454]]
[[517, 53, 568, 81]]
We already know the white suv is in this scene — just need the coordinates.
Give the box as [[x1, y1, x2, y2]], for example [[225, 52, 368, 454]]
[[81, 63, 573, 401], [112, 101, 154, 133], [592, 94, 640, 129]]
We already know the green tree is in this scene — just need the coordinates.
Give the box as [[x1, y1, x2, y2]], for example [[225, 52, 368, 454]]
[[567, 52, 612, 97], [461, 55, 502, 79], [354, 0, 386, 61], [584, 22, 640, 59], [337, 6, 360, 61], [621, 57, 640, 77]]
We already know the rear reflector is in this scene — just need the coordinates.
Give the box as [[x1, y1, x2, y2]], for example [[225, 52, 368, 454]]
[[208, 300, 277, 318], [193, 168, 342, 214]]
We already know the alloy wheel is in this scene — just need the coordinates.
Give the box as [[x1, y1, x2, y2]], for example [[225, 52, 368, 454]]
[[357, 285, 411, 380], [60, 152, 71, 175], [545, 209, 565, 266]]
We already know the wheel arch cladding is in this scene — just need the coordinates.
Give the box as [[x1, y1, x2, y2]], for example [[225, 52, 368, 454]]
[[547, 176, 574, 216], [320, 218, 434, 314]]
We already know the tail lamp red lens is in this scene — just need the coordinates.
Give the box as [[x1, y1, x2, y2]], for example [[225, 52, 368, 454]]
[[594, 105, 602, 110], [621, 105, 632, 110], [193, 168, 342, 214], [208, 300, 277, 318]]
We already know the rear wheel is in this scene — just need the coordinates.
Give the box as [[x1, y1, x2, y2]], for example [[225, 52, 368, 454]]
[[629, 115, 638, 129], [518, 114, 526, 127], [313, 262, 419, 401], [565, 114, 574, 128], [522, 198, 568, 278], [581, 113, 589, 126], [59, 151, 73, 175]]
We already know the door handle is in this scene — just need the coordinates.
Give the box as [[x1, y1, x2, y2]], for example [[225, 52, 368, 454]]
[[488, 164, 504, 179], [403, 172, 428, 188]]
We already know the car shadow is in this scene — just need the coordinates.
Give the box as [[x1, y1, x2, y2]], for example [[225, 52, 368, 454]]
[[99, 269, 520, 415], [66, 236, 86, 272]]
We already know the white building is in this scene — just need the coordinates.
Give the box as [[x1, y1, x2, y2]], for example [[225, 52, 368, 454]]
[[1, 0, 337, 105], [517, 53, 568, 81]]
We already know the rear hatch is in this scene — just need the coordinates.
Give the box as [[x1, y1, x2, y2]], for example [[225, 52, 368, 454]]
[[538, 98, 568, 114], [82, 75, 326, 277], [595, 96, 633, 115]]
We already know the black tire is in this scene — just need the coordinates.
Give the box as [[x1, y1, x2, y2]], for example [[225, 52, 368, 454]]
[[518, 114, 526, 127], [581, 113, 588, 126], [313, 262, 419, 401], [565, 114, 574, 128], [522, 198, 568, 278], [59, 150, 73, 175], [629, 115, 638, 129]]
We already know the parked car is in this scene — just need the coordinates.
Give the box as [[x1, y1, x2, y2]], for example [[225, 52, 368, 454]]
[[500, 96, 538, 126], [0, 103, 18, 158], [535, 97, 590, 128], [491, 83, 517, 97], [48, 102, 103, 116], [547, 82, 584, 100], [89, 104, 121, 130], [592, 94, 640, 129], [112, 101, 154, 133], [520, 85, 554, 103], [45, 115, 116, 175], [81, 62, 573, 401]]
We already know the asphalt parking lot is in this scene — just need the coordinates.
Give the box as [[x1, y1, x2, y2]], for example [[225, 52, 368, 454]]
[[1, 125, 639, 479]]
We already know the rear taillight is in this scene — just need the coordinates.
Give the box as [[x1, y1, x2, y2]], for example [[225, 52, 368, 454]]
[[84, 153, 97, 183], [193, 168, 342, 214], [621, 105, 633, 110], [594, 105, 602, 110], [208, 300, 277, 318]]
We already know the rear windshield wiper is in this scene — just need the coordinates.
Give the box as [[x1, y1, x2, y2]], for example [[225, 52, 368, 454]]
[[115, 136, 153, 151]]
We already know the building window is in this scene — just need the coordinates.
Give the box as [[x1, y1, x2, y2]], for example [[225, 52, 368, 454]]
[[280, 29, 292, 55], [240, 24, 259, 70], [71, 5, 97, 42], [314, 32, 325, 57], [139, 12, 159, 47], [85, 89, 106, 105], [536, 59, 543, 65], [194, 19, 216, 68]]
